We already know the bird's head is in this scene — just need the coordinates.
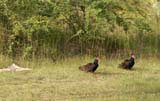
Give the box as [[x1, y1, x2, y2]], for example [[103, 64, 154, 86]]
[[94, 57, 100, 64], [131, 53, 135, 59]]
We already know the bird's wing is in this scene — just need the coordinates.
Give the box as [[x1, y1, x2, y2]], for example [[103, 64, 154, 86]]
[[79, 63, 92, 70], [85, 63, 95, 72], [124, 59, 130, 62], [84, 63, 93, 67], [119, 59, 129, 68], [79, 63, 95, 72]]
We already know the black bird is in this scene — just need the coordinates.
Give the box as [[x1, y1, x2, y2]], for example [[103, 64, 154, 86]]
[[119, 54, 135, 70], [79, 57, 100, 72]]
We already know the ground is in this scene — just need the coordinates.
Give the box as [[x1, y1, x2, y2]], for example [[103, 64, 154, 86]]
[[0, 56, 160, 101]]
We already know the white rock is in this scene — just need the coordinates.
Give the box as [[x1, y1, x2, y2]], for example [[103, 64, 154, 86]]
[[0, 64, 32, 72]]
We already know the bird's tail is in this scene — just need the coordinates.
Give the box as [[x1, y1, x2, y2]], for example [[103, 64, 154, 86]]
[[79, 66, 82, 70]]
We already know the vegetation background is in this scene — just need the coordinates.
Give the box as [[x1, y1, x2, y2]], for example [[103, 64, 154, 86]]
[[0, 0, 160, 60]]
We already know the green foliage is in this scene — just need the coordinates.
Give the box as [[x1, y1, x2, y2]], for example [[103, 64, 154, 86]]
[[0, 0, 159, 59]]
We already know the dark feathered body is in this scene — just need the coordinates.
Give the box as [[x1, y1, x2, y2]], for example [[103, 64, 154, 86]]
[[79, 58, 99, 72], [119, 56, 135, 70]]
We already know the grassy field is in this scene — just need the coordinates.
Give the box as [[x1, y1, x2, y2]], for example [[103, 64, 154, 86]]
[[0, 55, 160, 101]]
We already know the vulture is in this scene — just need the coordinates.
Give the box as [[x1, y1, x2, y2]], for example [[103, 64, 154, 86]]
[[79, 57, 100, 72], [119, 54, 135, 70]]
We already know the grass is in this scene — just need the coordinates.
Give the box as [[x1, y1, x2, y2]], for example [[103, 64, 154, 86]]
[[0, 55, 160, 101]]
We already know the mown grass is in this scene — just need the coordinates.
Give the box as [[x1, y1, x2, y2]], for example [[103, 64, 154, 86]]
[[0, 55, 160, 101]]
